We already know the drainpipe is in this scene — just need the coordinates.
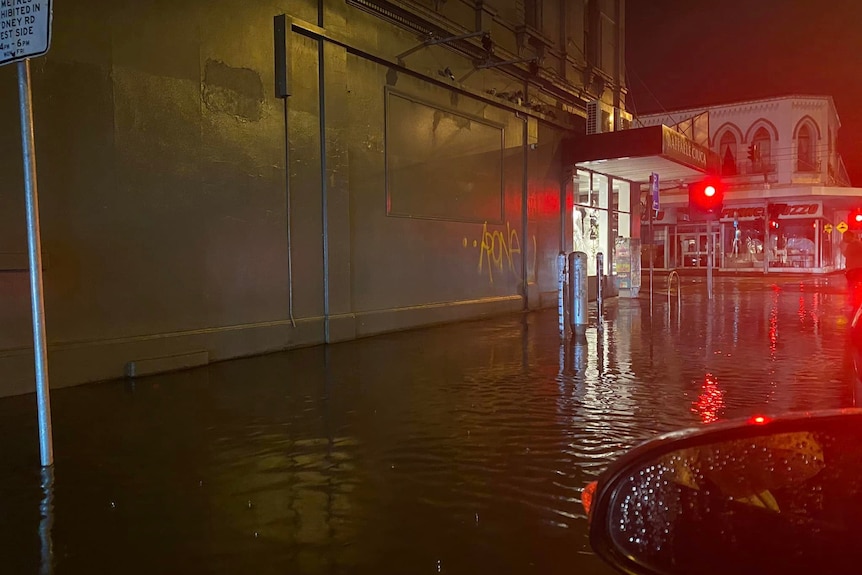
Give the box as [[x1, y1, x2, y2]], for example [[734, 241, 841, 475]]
[[518, 111, 529, 310]]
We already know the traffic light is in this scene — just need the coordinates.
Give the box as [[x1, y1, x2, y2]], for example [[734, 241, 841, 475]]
[[767, 203, 782, 231], [688, 179, 724, 220], [850, 208, 862, 231], [747, 143, 760, 163]]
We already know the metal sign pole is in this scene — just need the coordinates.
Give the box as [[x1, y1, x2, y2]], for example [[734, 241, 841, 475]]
[[18, 58, 53, 467], [648, 173, 659, 315], [648, 197, 654, 313]]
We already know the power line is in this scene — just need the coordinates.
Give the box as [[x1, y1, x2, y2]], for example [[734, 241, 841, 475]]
[[626, 65, 677, 125]]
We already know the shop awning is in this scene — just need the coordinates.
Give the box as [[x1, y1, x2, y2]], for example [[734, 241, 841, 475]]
[[564, 125, 720, 183]]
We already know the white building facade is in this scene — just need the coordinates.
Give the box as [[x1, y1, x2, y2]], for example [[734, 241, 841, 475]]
[[637, 95, 858, 273]]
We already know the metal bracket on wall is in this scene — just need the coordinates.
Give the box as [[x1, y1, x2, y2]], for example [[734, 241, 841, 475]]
[[396, 30, 486, 65]]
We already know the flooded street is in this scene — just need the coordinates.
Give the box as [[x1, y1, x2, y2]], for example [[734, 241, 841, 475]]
[[1, 275, 858, 574]]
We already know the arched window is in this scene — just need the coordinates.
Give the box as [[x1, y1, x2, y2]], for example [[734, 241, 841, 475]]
[[719, 131, 737, 175], [797, 124, 814, 172], [752, 127, 771, 170]]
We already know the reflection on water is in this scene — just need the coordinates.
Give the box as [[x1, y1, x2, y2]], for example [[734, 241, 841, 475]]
[[692, 374, 724, 424], [39, 467, 54, 575], [0, 277, 856, 574]]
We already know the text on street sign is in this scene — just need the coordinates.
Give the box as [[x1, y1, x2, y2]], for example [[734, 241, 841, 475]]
[[0, 0, 51, 66]]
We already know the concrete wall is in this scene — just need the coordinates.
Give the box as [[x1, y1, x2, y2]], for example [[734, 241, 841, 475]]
[[0, 0, 607, 396]]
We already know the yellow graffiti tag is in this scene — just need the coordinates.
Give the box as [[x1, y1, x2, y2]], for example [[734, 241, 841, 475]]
[[476, 221, 521, 284]]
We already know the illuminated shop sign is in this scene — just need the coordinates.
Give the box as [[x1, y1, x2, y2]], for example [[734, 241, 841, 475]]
[[661, 126, 709, 171], [718, 203, 821, 221]]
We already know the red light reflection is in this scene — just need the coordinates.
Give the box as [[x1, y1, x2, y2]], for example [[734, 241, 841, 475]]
[[692, 373, 724, 424]]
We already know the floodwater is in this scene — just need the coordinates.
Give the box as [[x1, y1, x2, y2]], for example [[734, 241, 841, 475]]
[[1, 276, 858, 574]]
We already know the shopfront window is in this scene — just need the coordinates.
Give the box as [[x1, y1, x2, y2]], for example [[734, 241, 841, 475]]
[[770, 219, 817, 268], [725, 213, 765, 269], [573, 170, 608, 277], [722, 204, 823, 270], [612, 180, 639, 291]]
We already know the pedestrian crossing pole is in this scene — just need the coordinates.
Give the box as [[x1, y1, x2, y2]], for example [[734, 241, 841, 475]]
[[707, 218, 714, 300]]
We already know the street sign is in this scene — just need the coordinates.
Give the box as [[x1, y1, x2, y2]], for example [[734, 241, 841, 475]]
[[0, 0, 52, 66], [838, 221, 848, 234], [650, 172, 660, 211], [824, 223, 834, 234]]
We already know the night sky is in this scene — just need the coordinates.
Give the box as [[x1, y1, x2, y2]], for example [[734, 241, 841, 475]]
[[626, 0, 862, 185]]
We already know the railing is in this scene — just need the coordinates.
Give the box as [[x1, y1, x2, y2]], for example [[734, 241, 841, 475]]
[[722, 161, 777, 176]]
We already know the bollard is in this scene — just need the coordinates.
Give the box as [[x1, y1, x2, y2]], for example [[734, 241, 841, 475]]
[[557, 252, 567, 336], [596, 252, 604, 326], [568, 252, 588, 340]]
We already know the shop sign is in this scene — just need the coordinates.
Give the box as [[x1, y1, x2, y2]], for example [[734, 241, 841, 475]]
[[718, 203, 822, 222], [661, 126, 709, 171]]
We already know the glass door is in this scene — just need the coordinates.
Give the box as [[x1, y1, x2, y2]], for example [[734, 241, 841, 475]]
[[680, 232, 719, 268]]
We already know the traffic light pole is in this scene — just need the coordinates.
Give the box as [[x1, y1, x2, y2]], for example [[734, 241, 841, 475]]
[[763, 202, 769, 275], [707, 218, 713, 300]]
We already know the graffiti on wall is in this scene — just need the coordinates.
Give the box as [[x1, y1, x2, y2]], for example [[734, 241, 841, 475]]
[[463, 221, 527, 284]]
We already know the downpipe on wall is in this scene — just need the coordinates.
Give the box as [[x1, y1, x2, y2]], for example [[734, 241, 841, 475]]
[[275, 15, 297, 328], [283, 98, 297, 328], [517, 111, 529, 310]]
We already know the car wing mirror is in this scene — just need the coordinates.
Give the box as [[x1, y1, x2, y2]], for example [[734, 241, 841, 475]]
[[585, 409, 862, 575]]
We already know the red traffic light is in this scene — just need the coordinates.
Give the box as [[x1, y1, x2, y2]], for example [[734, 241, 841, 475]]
[[688, 179, 725, 219], [850, 209, 862, 230]]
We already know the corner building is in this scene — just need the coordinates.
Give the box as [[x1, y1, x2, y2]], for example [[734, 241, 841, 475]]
[[637, 95, 858, 273]]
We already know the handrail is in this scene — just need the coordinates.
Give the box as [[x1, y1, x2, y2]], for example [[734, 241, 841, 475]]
[[667, 270, 682, 316]]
